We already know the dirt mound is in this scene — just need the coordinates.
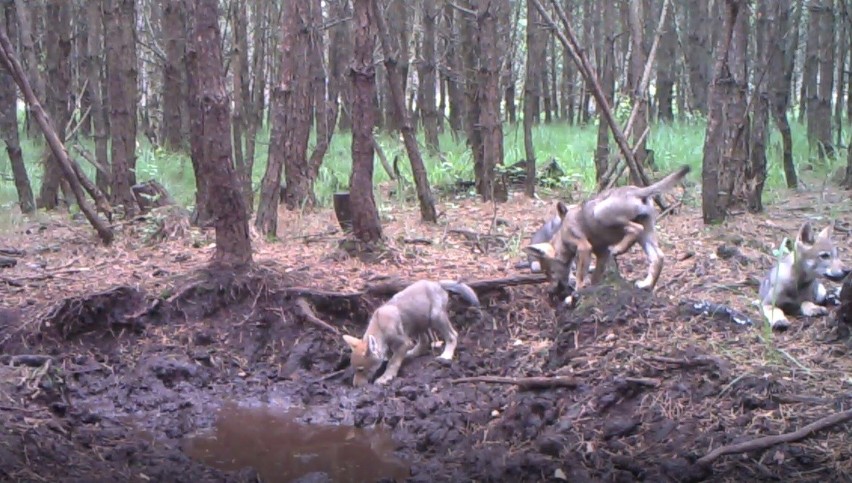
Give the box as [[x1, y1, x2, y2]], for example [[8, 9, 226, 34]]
[[1, 262, 851, 482]]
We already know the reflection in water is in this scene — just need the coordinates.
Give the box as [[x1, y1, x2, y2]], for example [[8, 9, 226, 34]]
[[182, 402, 410, 482]]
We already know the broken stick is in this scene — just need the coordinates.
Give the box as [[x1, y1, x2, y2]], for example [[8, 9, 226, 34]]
[[294, 298, 340, 335], [697, 408, 852, 467], [450, 375, 577, 391]]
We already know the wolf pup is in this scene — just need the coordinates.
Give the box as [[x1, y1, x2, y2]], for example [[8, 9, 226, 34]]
[[525, 165, 690, 292], [527, 215, 563, 273], [342, 280, 480, 387], [759, 221, 849, 330]]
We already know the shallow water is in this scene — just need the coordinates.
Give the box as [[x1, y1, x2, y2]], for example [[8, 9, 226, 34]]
[[182, 402, 410, 482]]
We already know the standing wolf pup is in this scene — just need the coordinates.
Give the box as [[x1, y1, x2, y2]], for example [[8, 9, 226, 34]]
[[759, 221, 849, 330], [342, 280, 480, 387], [525, 165, 691, 292]]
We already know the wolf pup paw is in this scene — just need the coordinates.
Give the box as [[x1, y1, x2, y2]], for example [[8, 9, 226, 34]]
[[375, 375, 394, 386], [769, 317, 790, 331], [800, 302, 828, 317]]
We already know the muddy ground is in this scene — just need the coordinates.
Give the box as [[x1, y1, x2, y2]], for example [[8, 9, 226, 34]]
[[1, 187, 851, 482]]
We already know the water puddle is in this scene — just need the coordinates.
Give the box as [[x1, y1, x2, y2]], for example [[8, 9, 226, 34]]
[[182, 402, 410, 482]]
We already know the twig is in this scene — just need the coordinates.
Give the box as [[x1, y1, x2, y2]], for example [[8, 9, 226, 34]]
[[294, 298, 340, 335], [450, 375, 578, 390], [697, 408, 852, 466]]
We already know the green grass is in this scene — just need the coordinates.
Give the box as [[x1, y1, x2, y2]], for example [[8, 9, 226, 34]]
[[1, 113, 848, 215]]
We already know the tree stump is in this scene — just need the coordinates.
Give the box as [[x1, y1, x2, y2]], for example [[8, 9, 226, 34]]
[[333, 192, 353, 233], [836, 275, 852, 338], [132, 180, 176, 214]]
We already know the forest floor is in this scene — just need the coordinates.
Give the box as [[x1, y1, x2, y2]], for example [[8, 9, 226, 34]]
[[0, 178, 851, 482]]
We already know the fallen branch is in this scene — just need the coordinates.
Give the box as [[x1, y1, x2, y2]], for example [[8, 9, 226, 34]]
[[450, 375, 578, 391], [646, 354, 721, 367], [293, 298, 340, 335], [697, 408, 852, 467]]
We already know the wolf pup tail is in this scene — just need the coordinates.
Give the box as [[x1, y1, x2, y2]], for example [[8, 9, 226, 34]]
[[635, 164, 690, 198], [439, 281, 481, 308]]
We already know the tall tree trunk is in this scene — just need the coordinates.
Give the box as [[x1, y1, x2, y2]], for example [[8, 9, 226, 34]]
[[444, 3, 466, 135], [627, 0, 649, 170], [0, 3, 34, 214], [748, 0, 770, 213], [655, 0, 676, 122], [349, 0, 383, 243], [418, 0, 440, 152], [162, 2, 187, 151], [329, 0, 352, 132], [594, 0, 616, 182], [244, 0, 268, 210], [279, 1, 316, 211], [561, 0, 575, 124], [87, 0, 110, 197], [307, 0, 337, 192], [37, 0, 72, 210], [770, 0, 799, 188], [500, 1, 519, 125], [702, 0, 750, 224], [684, 0, 711, 114], [380, 0, 408, 133], [104, 0, 138, 216], [184, 0, 253, 267], [461, 0, 483, 185], [813, 0, 835, 158], [373, 0, 437, 222], [523, 0, 542, 198], [13, 0, 45, 138], [230, 0, 251, 211], [833, 6, 846, 148], [803, 1, 820, 131], [472, 0, 507, 202], [579, 0, 593, 123]]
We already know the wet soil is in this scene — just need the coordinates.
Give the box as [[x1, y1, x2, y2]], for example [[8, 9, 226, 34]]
[[1, 262, 850, 483]]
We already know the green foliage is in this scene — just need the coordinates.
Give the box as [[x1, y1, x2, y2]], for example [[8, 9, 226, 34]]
[[1, 117, 848, 215]]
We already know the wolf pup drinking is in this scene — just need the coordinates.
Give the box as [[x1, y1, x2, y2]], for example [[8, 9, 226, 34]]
[[342, 279, 480, 387]]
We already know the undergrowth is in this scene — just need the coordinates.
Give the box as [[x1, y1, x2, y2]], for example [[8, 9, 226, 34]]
[[1, 115, 848, 221]]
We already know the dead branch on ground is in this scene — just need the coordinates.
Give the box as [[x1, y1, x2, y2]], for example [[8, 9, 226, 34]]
[[697, 408, 852, 466], [293, 298, 340, 335], [450, 375, 578, 391]]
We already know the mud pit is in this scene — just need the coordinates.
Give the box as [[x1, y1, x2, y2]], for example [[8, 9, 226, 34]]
[[1, 193, 851, 482]]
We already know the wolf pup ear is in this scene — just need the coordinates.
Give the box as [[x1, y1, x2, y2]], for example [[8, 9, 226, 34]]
[[796, 222, 815, 246], [342, 334, 361, 349], [556, 201, 569, 219], [816, 221, 834, 241]]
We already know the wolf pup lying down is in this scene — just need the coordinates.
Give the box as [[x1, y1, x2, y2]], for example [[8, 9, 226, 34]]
[[342, 280, 480, 387], [759, 221, 849, 330], [525, 165, 690, 293]]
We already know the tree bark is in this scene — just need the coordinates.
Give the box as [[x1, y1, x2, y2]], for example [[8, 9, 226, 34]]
[[230, 0, 251, 211], [655, 0, 676, 122], [701, 0, 750, 224], [803, 1, 820, 131], [12, 0, 45, 138], [349, 0, 383, 243], [684, 0, 711, 114], [594, 0, 616, 183], [523, 0, 543, 198], [472, 0, 508, 202], [0, 22, 113, 244], [748, 0, 770, 213], [813, 0, 835, 158], [444, 3, 466, 135], [329, 0, 352, 131], [104, 0, 139, 216], [627, 0, 649, 172], [162, 2, 188, 152], [0, 3, 34, 214], [37, 0, 72, 210], [86, 0, 110, 197], [307, 0, 337, 194], [184, 0, 253, 267], [418, 0, 440, 153], [279, 2, 316, 211], [373, 0, 437, 222], [380, 0, 409, 134], [768, 0, 799, 189], [243, 0, 269, 210]]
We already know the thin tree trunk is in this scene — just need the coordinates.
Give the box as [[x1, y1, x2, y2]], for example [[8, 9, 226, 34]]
[[813, 0, 835, 158], [349, 0, 383, 242], [803, 1, 820, 131], [37, 1, 72, 210], [373, 0, 437, 222], [418, 0, 440, 152], [307, 0, 337, 191], [655, 0, 676, 122], [184, 0, 253, 267], [770, 0, 799, 188], [594, 0, 615, 182], [702, 0, 750, 224], [230, 0, 251, 211], [445, 3, 466, 135], [627, 0, 648, 170], [162, 2, 187, 152], [87, 0, 110, 196], [104, 0, 139, 216], [0, 3, 34, 214], [684, 0, 711, 114], [244, 0, 268, 210], [523, 0, 542, 197], [748, 0, 770, 213], [328, 0, 351, 132], [13, 0, 45, 138], [0, 22, 113, 243]]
